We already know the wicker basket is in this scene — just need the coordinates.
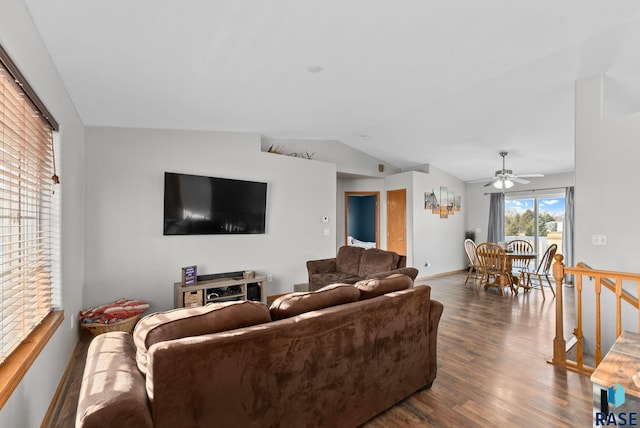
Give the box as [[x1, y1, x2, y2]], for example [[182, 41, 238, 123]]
[[81, 314, 143, 336], [183, 289, 203, 308]]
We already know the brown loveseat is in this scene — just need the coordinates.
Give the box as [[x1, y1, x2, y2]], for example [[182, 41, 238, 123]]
[[76, 275, 443, 428], [306, 245, 418, 291]]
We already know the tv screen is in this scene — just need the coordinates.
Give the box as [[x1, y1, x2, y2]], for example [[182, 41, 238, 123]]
[[163, 172, 267, 235]]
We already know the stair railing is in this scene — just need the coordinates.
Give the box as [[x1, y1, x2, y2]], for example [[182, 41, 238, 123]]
[[550, 254, 640, 375]]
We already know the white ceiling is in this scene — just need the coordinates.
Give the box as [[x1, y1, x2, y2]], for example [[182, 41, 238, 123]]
[[22, 0, 640, 182]]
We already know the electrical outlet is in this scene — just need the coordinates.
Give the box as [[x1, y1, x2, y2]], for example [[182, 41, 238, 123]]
[[267, 274, 273, 282], [592, 234, 608, 246], [70, 314, 75, 330]]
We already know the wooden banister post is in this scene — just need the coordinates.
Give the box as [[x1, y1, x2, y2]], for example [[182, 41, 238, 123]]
[[552, 254, 566, 365]]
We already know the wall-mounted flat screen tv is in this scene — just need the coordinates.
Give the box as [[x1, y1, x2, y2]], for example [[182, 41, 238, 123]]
[[163, 172, 267, 235]]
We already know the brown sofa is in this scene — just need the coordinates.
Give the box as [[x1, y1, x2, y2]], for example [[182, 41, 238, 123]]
[[306, 245, 418, 290], [76, 275, 443, 428]]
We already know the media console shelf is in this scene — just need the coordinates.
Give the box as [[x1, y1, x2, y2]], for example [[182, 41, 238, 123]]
[[174, 275, 268, 308]]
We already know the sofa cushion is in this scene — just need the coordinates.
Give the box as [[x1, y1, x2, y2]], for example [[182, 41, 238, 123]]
[[355, 274, 413, 300], [366, 266, 419, 281], [76, 332, 152, 428], [133, 300, 270, 374], [309, 272, 362, 288], [358, 248, 400, 277], [335, 245, 364, 276], [269, 283, 361, 320]]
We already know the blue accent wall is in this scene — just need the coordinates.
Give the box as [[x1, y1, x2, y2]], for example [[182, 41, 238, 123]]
[[347, 195, 376, 242]]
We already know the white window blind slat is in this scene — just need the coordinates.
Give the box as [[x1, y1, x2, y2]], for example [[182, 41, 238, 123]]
[[0, 62, 56, 365]]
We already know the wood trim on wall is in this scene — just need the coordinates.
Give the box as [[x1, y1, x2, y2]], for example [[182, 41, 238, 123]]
[[415, 269, 468, 281], [41, 328, 85, 427], [0, 311, 64, 409]]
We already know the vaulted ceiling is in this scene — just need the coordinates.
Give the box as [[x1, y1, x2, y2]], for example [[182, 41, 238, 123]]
[[22, 0, 640, 182]]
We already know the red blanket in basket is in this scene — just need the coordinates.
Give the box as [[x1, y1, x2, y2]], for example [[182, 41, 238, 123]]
[[79, 298, 149, 324]]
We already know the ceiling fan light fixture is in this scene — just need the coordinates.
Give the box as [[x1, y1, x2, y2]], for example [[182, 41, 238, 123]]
[[479, 152, 543, 189], [493, 178, 514, 190]]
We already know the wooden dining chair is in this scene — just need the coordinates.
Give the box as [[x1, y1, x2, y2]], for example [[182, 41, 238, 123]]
[[506, 240, 534, 267], [463, 239, 480, 286], [506, 239, 534, 285], [475, 242, 513, 296], [521, 244, 557, 299]]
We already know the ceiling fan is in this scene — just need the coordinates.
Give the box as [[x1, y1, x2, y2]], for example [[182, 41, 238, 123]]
[[481, 151, 544, 190]]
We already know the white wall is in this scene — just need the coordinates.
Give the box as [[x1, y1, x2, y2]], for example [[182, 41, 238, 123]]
[[575, 75, 640, 352], [85, 127, 336, 311], [338, 165, 466, 278], [575, 75, 640, 272], [411, 167, 467, 277], [0, 1, 86, 426]]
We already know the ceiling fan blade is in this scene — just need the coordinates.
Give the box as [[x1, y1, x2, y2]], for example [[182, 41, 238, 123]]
[[468, 177, 493, 184], [476, 153, 544, 187], [515, 173, 544, 178], [483, 177, 500, 187]]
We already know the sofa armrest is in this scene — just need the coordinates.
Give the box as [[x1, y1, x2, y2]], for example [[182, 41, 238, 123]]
[[366, 267, 419, 281], [306, 258, 337, 282], [426, 299, 444, 387], [76, 332, 152, 428], [398, 255, 407, 268]]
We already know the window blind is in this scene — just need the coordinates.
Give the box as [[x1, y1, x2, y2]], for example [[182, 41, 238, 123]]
[[0, 61, 55, 364]]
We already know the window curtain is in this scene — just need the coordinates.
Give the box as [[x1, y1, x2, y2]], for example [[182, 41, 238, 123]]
[[563, 186, 575, 284], [487, 192, 505, 243]]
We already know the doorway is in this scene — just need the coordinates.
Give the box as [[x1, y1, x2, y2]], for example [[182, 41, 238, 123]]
[[344, 192, 380, 248]]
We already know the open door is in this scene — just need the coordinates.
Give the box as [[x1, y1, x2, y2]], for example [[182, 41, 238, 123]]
[[344, 192, 380, 248], [387, 189, 406, 255]]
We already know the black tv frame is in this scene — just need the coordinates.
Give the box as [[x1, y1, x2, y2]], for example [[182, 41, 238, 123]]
[[163, 172, 267, 236]]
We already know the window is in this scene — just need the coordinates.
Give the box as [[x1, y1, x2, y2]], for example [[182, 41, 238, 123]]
[[0, 46, 59, 366], [505, 194, 565, 261]]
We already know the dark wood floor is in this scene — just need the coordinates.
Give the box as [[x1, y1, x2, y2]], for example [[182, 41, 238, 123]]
[[363, 273, 591, 427], [47, 273, 591, 427]]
